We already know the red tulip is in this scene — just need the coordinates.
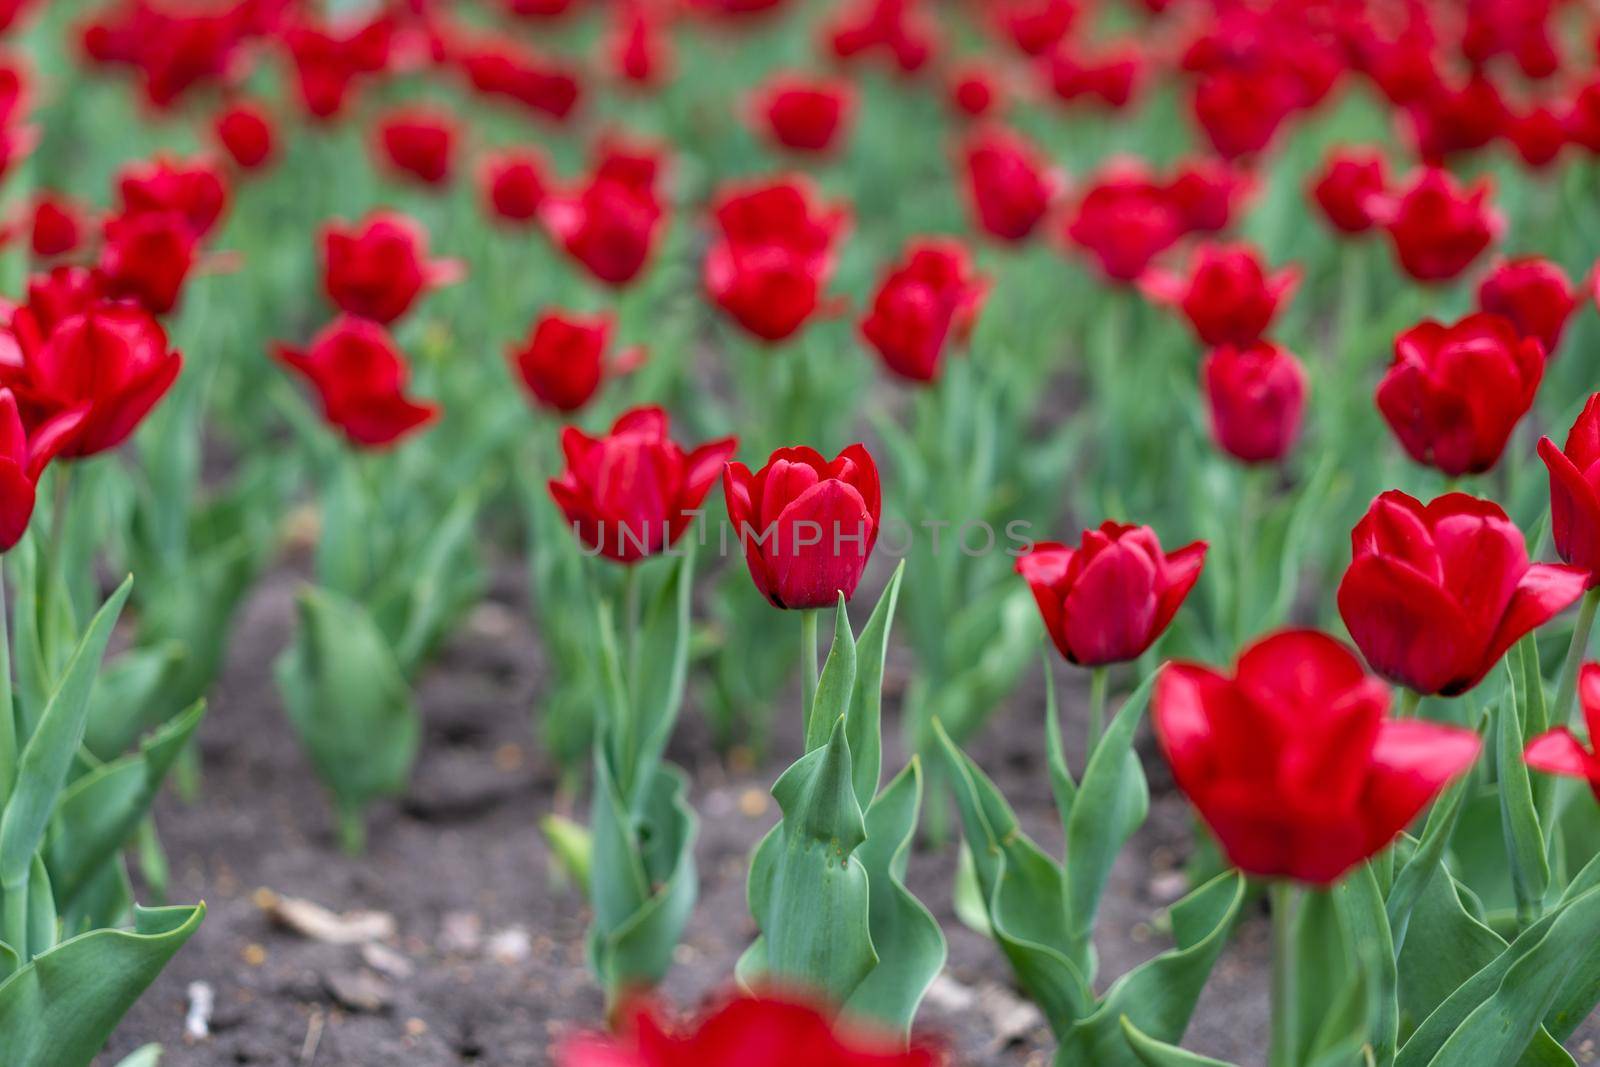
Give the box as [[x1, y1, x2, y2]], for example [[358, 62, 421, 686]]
[[374, 106, 457, 186], [321, 212, 462, 326], [1538, 393, 1600, 587], [540, 141, 665, 287], [274, 317, 439, 449], [1191, 67, 1301, 160], [556, 993, 940, 1067], [1477, 257, 1575, 357], [1045, 47, 1140, 110], [859, 237, 988, 383], [549, 407, 735, 564], [1405, 73, 1509, 163], [948, 66, 1001, 119], [751, 74, 854, 155], [960, 127, 1054, 243], [1141, 244, 1298, 348], [826, 0, 936, 75], [1155, 630, 1481, 885], [1373, 168, 1501, 283], [1337, 490, 1586, 696], [97, 210, 197, 317], [1508, 105, 1566, 168], [508, 310, 641, 414], [1201, 341, 1307, 465], [213, 101, 276, 170], [1016, 522, 1206, 667], [506, 0, 577, 16], [25, 193, 85, 259], [1525, 663, 1600, 803], [283, 16, 394, 121], [0, 387, 83, 551], [1375, 313, 1542, 477], [116, 156, 229, 239], [1065, 166, 1183, 283], [1309, 148, 1386, 234], [1163, 157, 1250, 234], [480, 151, 547, 224], [723, 443, 880, 609], [609, 4, 670, 87], [993, 0, 1076, 57], [705, 177, 848, 343], [456, 39, 582, 121], [2, 296, 182, 458]]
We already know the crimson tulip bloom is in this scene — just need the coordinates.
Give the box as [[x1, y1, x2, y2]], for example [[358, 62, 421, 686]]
[[705, 177, 848, 343], [2, 298, 182, 458], [949, 66, 1000, 119], [549, 407, 735, 564], [1065, 167, 1184, 283], [1375, 168, 1501, 283], [608, 5, 671, 88], [1509, 106, 1566, 168], [751, 74, 854, 155], [508, 310, 642, 415], [557, 993, 939, 1067], [456, 39, 582, 121], [25, 194, 85, 259], [994, 0, 1075, 57], [0, 388, 83, 551], [116, 156, 229, 239], [540, 142, 665, 287], [1538, 393, 1600, 586], [283, 15, 393, 121], [723, 443, 880, 610], [274, 317, 439, 449], [1201, 342, 1307, 465], [1141, 244, 1298, 348], [1337, 491, 1586, 696], [826, 0, 935, 74], [213, 101, 276, 170], [1309, 148, 1386, 234], [1477, 257, 1575, 357], [860, 238, 988, 383], [1164, 157, 1250, 234], [374, 106, 457, 186], [1375, 313, 1542, 477], [97, 210, 197, 316], [1155, 630, 1481, 885], [481, 151, 547, 223], [321, 212, 462, 325], [1016, 523, 1206, 667], [1045, 47, 1140, 110], [1525, 663, 1600, 803], [960, 128, 1054, 242]]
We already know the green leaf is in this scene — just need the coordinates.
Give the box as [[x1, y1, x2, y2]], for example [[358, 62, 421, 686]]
[[1388, 748, 1476, 957], [1042, 657, 1076, 836], [0, 578, 132, 891], [1496, 668, 1550, 926], [1333, 863, 1397, 1067], [540, 814, 592, 895], [1397, 869, 1508, 1040], [623, 553, 695, 806], [0, 903, 203, 1067], [82, 643, 183, 762], [1118, 1016, 1239, 1067], [807, 595, 857, 754], [845, 562, 904, 810], [385, 490, 481, 673]]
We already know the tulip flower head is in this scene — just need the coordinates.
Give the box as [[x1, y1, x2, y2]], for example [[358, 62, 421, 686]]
[[481, 151, 548, 223], [1477, 257, 1575, 357], [1375, 313, 1543, 477], [213, 101, 276, 171], [550, 407, 736, 564], [1539, 393, 1600, 587], [1164, 157, 1251, 234], [321, 212, 463, 325], [116, 156, 229, 239], [1141, 243, 1298, 348], [1017, 523, 1207, 667], [0, 387, 83, 551], [751, 74, 855, 154], [1155, 630, 1482, 884], [723, 443, 881, 609], [274, 317, 439, 449], [1309, 147, 1386, 234], [859, 238, 988, 383], [960, 127, 1054, 243], [1374, 168, 1501, 283], [540, 140, 666, 287], [1201, 341, 1307, 465], [374, 106, 458, 186], [1524, 663, 1600, 803], [97, 210, 197, 316], [1065, 166, 1184, 283], [1337, 491, 1586, 696], [23, 193, 86, 259], [508, 310, 642, 415]]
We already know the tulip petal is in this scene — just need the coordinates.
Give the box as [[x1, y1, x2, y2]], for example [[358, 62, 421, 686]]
[[1539, 435, 1600, 583], [1523, 728, 1594, 778], [1582, 662, 1600, 743], [1152, 540, 1207, 638], [1060, 539, 1159, 665], [768, 479, 873, 610], [1361, 718, 1481, 857], [681, 436, 738, 514], [1336, 556, 1465, 695], [0, 456, 33, 552], [1473, 563, 1589, 694]]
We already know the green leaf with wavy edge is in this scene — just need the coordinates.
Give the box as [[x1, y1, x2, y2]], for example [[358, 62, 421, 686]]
[[844, 759, 945, 1037], [82, 643, 183, 763], [0, 578, 132, 891], [846, 562, 904, 809], [1119, 1016, 1238, 1067], [0, 902, 203, 1067]]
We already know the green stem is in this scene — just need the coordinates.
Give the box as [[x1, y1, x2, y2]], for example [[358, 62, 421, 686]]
[[1396, 688, 1423, 720], [1233, 467, 1261, 649], [1087, 667, 1108, 753], [336, 805, 367, 857], [1268, 880, 1300, 1067], [621, 564, 642, 687], [800, 609, 819, 745], [0, 554, 14, 809], [1553, 587, 1600, 729]]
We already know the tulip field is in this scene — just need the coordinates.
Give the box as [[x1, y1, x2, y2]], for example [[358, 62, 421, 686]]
[[11, 0, 1600, 1064]]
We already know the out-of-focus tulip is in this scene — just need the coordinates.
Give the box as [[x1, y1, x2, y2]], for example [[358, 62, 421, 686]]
[[1164, 157, 1249, 234], [609, 3, 670, 87], [481, 151, 547, 223], [949, 65, 1001, 119], [540, 141, 665, 287], [213, 101, 276, 170], [25, 193, 85, 259], [0, 387, 82, 550], [274, 317, 439, 449], [1509, 105, 1567, 168], [751, 74, 854, 154], [994, 0, 1076, 57], [860, 237, 987, 383], [826, 0, 936, 75], [1141, 244, 1298, 347], [1477, 257, 1575, 357], [960, 127, 1054, 242], [1525, 663, 1600, 802], [705, 177, 848, 343], [1155, 630, 1481, 884], [549, 406, 735, 564], [116, 156, 229, 239], [1374, 168, 1501, 283], [1375, 313, 1542, 477], [508, 310, 641, 414], [321, 212, 462, 325], [556, 993, 940, 1067], [1201, 341, 1307, 465], [1045, 47, 1140, 110], [1405, 73, 1509, 163], [1309, 148, 1386, 234], [1065, 167, 1183, 283], [1539, 393, 1600, 586], [98, 210, 196, 316], [1337, 490, 1586, 695], [723, 443, 880, 609], [456, 38, 583, 121], [1191, 67, 1300, 160], [374, 106, 457, 186], [1016, 522, 1206, 667], [283, 16, 394, 121]]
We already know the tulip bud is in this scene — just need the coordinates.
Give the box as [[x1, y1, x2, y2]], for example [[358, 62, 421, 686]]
[[26, 193, 85, 259], [480, 151, 547, 223], [1065, 166, 1183, 282], [750, 74, 854, 154], [98, 210, 197, 316], [1376, 168, 1501, 283], [540, 142, 666, 287], [1201, 341, 1307, 465], [116, 156, 229, 239], [1144, 243, 1297, 347]]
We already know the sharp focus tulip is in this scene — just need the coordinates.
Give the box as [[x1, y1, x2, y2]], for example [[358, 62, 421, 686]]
[[1524, 662, 1600, 803], [1155, 630, 1481, 884], [859, 238, 988, 383], [751, 74, 854, 154], [1201, 341, 1307, 465], [321, 212, 462, 325], [1476, 257, 1575, 357], [1309, 148, 1386, 234], [1375, 313, 1543, 477], [374, 106, 457, 186], [705, 177, 848, 343], [274, 317, 439, 449], [1065, 167, 1184, 283], [1141, 244, 1298, 348], [723, 443, 880, 609], [509, 310, 642, 414], [1016, 523, 1206, 667], [540, 142, 665, 287], [213, 101, 276, 170], [1337, 490, 1586, 696], [960, 127, 1054, 242], [1375, 168, 1501, 283], [481, 151, 547, 223], [0, 387, 83, 550], [116, 156, 229, 239], [549, 406, 735, 564], [1538, 393, 1600, 586], [2, 297, 182, 458], [556, 994, 941, 1067]]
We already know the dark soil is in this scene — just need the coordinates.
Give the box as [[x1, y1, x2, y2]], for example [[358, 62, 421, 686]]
[[93, 560, 1589, 1067]]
